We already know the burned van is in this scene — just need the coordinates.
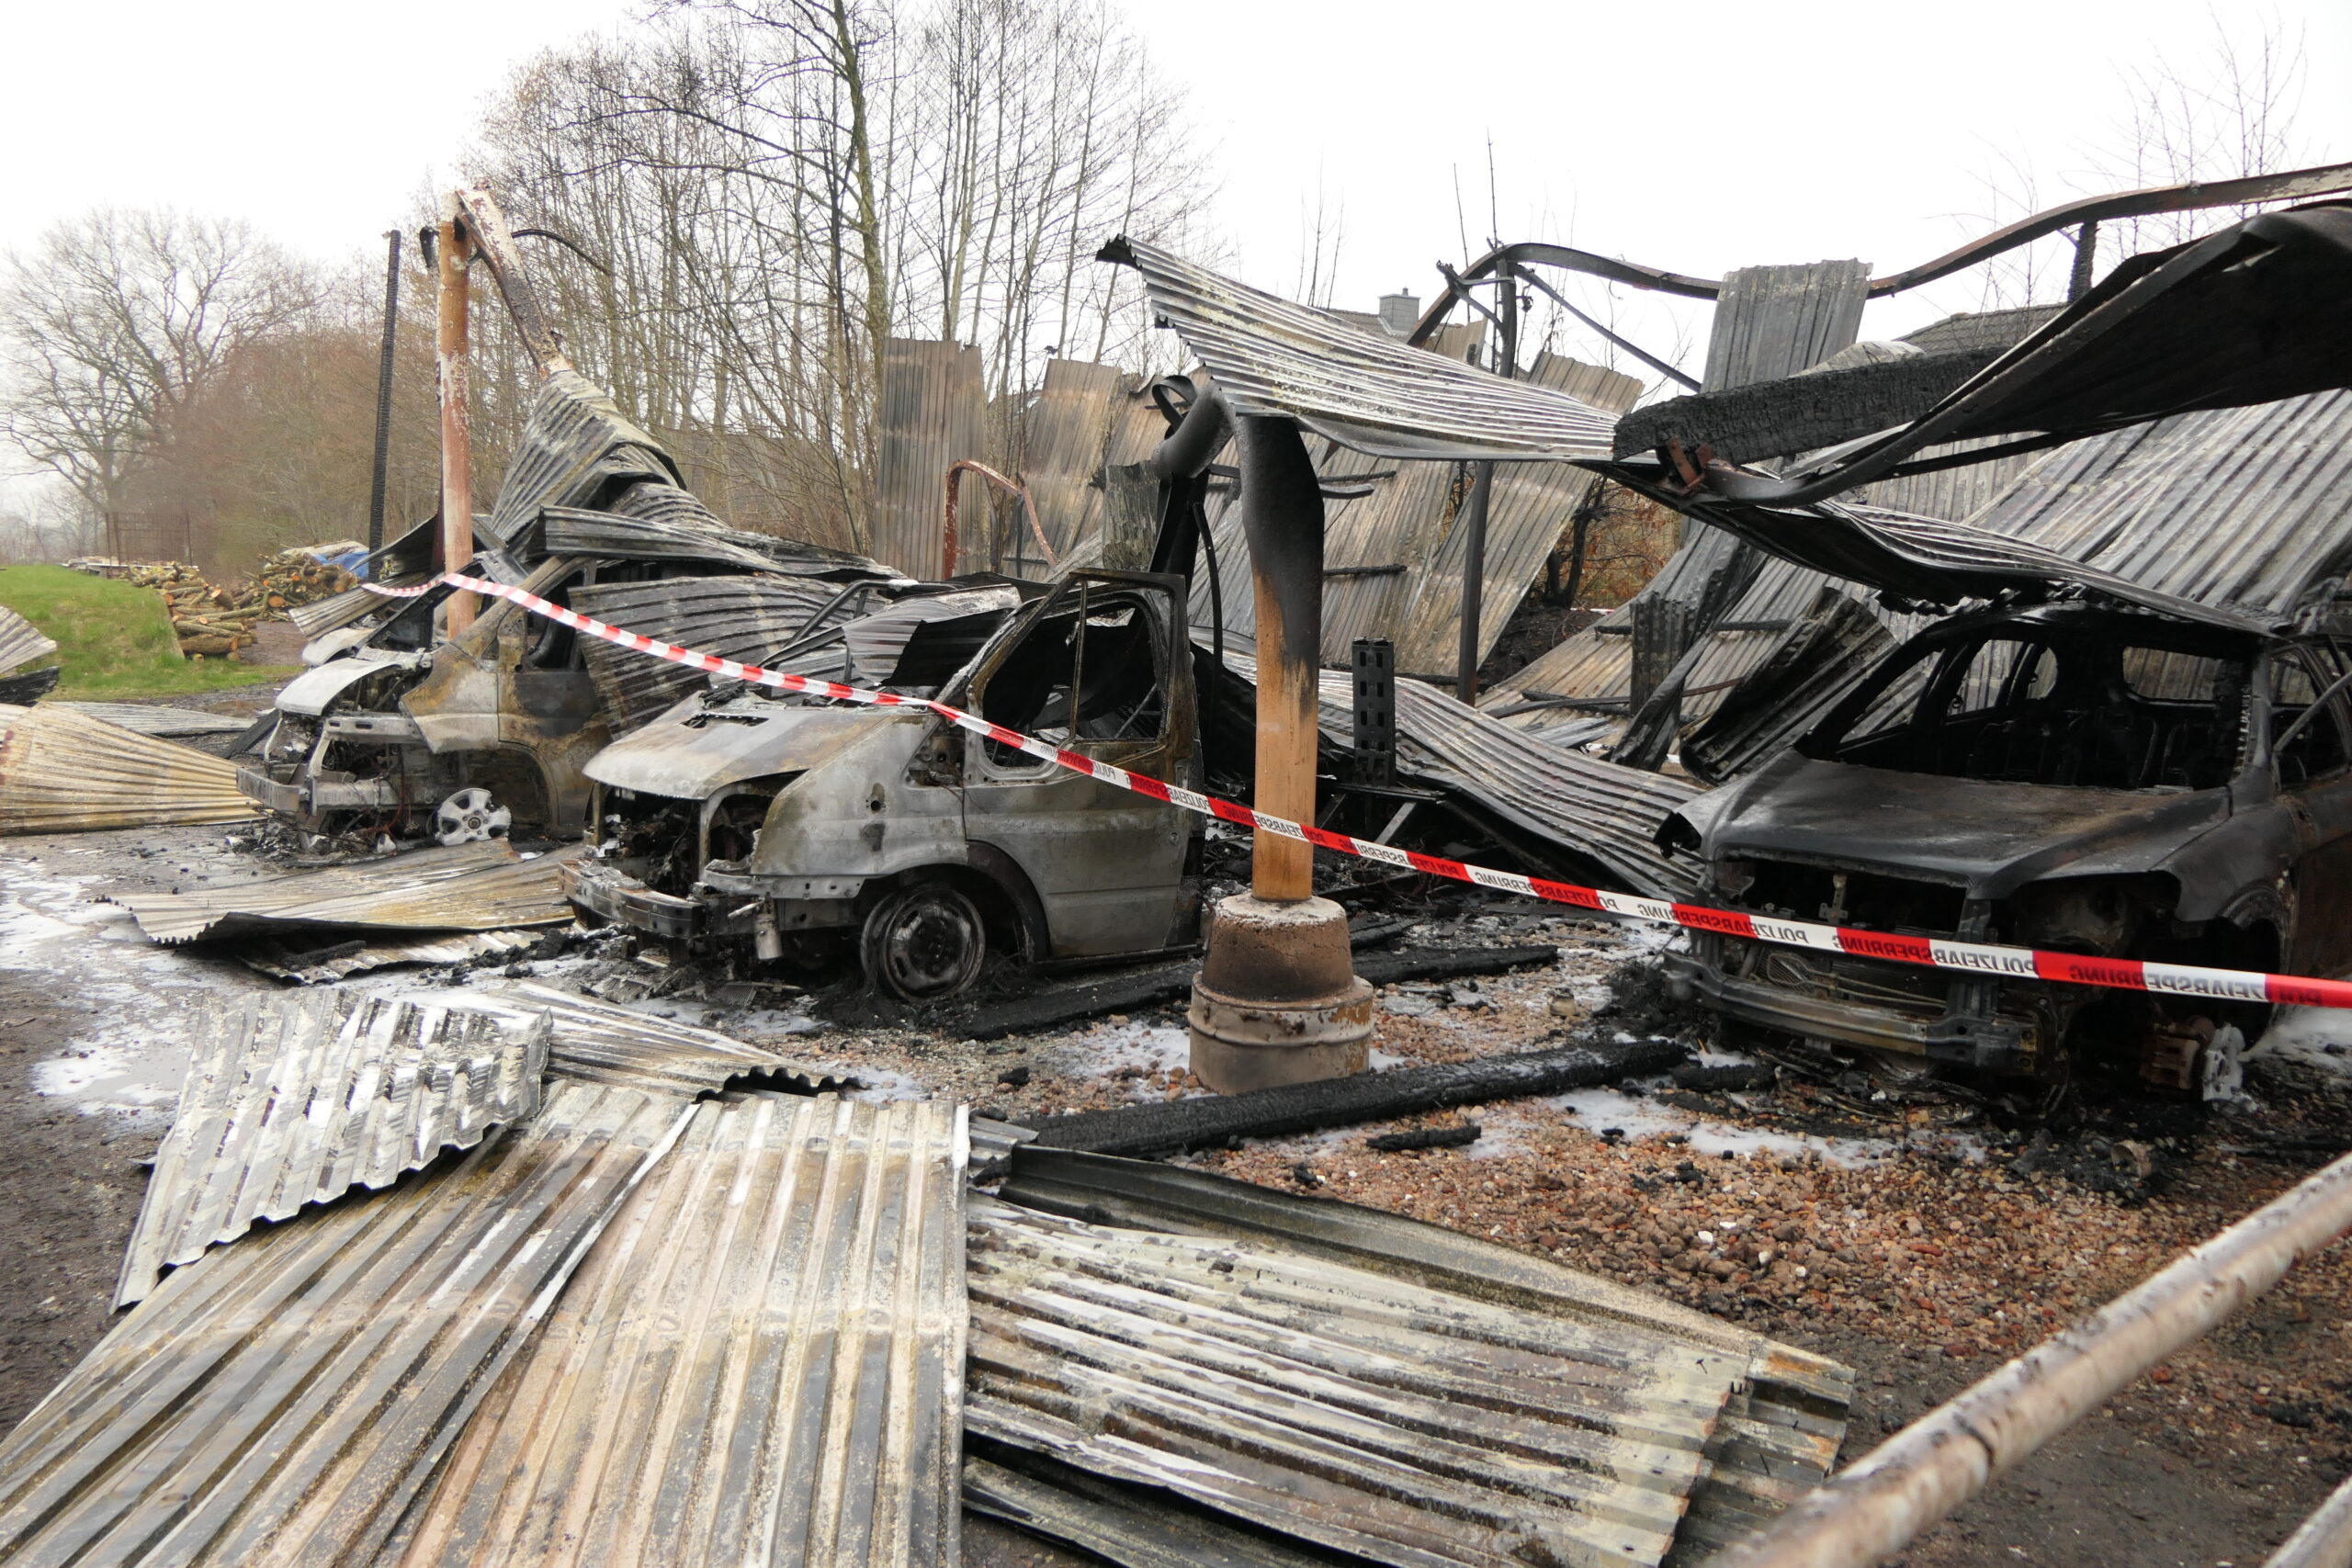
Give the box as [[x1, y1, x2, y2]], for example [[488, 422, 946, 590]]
[[1659, 603, 2352, 1090], [568, 570, 1205, 1000]]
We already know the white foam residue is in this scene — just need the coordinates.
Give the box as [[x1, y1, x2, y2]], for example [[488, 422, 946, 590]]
[[2252, 1008, 2352, 1077], [1, 862, 272, 1122]]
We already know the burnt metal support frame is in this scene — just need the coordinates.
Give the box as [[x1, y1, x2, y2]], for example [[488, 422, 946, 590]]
[[1454, 264, 1519, 705], [1234, 415, 1325, 902], [367, 231, 401, 557]]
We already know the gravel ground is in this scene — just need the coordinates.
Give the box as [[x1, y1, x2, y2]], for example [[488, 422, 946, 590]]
[[4, 823, 2350, 1565]]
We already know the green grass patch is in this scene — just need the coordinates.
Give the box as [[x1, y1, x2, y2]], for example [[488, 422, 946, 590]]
[[0, 564, 299, 699]]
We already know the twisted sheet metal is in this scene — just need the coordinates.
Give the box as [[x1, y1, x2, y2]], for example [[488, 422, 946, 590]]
[[571, 575, 845, 732], [967, 1196, 1744, 1568], [993, 1150, 1852, 1568], [397, 1094, 967, 1568], [115, 990, 551, 1306], [1221, 651, 1696, 897], [0, 703, 258, 835], [52, 702, 257, 737], [488, 370, 684, 544], [1106, 239, 1618, 462], [0, 604, 58, 676], [534, 496, 893, 581], [235, 927, 543, 984], [109, 840, 582, 944], [0, 1083, 693, 1568], [435, 978, 848, 1096]]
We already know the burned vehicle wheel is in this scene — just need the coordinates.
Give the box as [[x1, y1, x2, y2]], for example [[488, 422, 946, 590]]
[[861, 881, 987, 1002], [433, 787, 512, 846]]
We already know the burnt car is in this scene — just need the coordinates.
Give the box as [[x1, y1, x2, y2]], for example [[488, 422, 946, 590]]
[[569, 570, 1205, 1000], [1658, 602, 2352, 1090], [242, 552, 638, 842]]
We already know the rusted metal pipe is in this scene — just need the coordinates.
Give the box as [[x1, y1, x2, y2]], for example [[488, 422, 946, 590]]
[[1233, 415, 1324, 902], [1705, 1150, 2352, 1568], [943, 458, 1051, 576], [2264, 1468, 2352, 1568], [366, 230, 400, 557], [435, 196, 475, 637]]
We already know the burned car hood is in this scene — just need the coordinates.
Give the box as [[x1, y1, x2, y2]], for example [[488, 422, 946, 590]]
[[1676, 751, 2233, 898], [276, 651, 424, 716], [585, 700, 902, 799]]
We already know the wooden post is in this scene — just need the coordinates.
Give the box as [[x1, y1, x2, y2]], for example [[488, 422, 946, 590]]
[[366, 230, 401, 557], [1236, 415, 1323, 902], [1713, 1148, 2352, 1568], [435, 196, 475, 637], [1454, 263, 1517, 705]]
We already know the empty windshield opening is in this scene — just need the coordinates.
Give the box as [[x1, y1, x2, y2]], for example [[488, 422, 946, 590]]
[[1808, 625, 2252, 792], [979, 590, 1168, 763]]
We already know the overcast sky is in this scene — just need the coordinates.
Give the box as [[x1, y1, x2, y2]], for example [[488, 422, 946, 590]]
[[3, 0, 2347, 385]]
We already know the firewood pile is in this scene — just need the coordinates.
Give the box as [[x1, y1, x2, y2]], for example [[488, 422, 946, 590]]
[[71, 551, 359, 658]]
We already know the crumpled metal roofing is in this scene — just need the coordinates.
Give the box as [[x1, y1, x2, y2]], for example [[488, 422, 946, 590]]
[[967, 1194, 1744, 1568], [1222, 650, 1697, 897], [115, 989, 550, 1307], [111, 840, 582, 945], [435, 978, 849, 1097], [487, 370, 684, 544], [965, 1448, 1344, 1568], [0, 1083, 692, 1568], [52, 702, 256, 737], [0, 703, 259, 835], [995, 1149, 1852, 1568], [1102, 238, 1619, 462], [571, 575, 847, 732], [395, 1094, 967, 1568], [234, 927, 544, 984], [0, 604, 58, 676], [526, 491, 894, 581], [1954, 388, 2352, 628], [1193, 351, 1643, 674]]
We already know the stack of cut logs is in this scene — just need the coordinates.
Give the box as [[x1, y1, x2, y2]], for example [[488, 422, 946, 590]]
[[95, 551, 359, 658]]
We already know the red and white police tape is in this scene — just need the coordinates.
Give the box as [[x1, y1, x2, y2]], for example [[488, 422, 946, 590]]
[[366, 571, 2352, 1012]]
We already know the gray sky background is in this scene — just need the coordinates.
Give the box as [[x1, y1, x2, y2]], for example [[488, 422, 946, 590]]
[[3, 0, 2347, 395]]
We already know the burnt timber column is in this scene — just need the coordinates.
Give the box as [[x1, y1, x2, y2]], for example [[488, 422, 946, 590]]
[[1188, 414, 1374, 1092], [435, 194, 476, 637]]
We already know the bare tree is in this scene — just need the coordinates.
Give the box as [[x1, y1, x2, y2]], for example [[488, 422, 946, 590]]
[[1964, 14, 2313, 310], [0, 210, 318, 528]]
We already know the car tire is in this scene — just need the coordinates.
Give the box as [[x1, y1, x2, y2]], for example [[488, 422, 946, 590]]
[[861, 880, 987, 1002]]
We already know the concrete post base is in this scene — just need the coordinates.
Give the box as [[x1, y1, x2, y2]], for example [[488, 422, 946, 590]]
[[1188, 894, 1374, 1094]]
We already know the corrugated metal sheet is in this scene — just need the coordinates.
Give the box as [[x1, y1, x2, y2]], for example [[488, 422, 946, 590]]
[[967, 1194, 1744, 1568], [0, 604, 59, 676], [53, 702, 256, 737], [965, 1449, 1342, 1568], [111, 840, 581, 944], [1395, 353, 1645, 674], [394, 1094, 967, 1568], [994, 1149, 1852, 1568], [487, 370, 683, 545], [1105, 239, 1618, 462], [571, 575, 846, 732], [437, 979, 848, 1097], [115, 990, 551, 1307], [876, 339, 987, 579], [1016, 358, 1125, 561], [531, 494, 893, 581], [235, 928, 543, 985], [1680, 586, 1893, 784], [1221, 650, 1697, 897], [1957, 389, 2352, 626], [1190, 351, 1640, 673], [1853, 435, 2045, 525], [0, 1083, 693, 1568], [0, 703, 258, 835], [1700, 261, 1871, 390], [1895, 303, 2063, 355]]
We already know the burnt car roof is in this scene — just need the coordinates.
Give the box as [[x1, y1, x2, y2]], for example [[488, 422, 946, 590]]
[[1883, 601, 2270, 655]]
